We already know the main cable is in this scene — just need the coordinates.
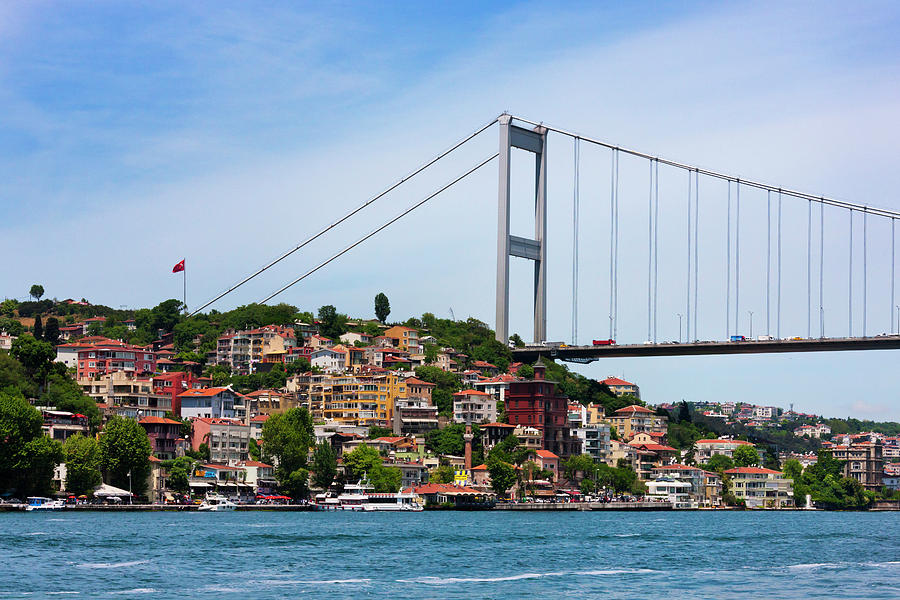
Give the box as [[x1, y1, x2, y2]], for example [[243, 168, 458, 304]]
[[258, 153, 499, 304], [572, 137, 580, 345], [190, 116, 499, 316]]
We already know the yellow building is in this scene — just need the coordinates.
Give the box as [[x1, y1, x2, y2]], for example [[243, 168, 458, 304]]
[[383, 326, 421, 354], [606, 405, 667, 442], [307, 372, 409, 428]]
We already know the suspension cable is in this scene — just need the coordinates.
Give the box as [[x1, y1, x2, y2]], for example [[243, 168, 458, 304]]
[[648, 159, 654, 342], [686, 169, 692, 343], [777, 190, 782, 339], [258, 153, 499, 304], [654, 159, 660, 343], [613, 150, 620, 341], [609, 148, 620, 340], [807, 199, 812, 338], [572, 138, 580, 345], [693, 170, 699, 342], [766, 190, 771, 336], [509, 115, 900, 219], [863, 209, 867, 337], [735, 180, 741, 335], [189, 116, 499, 316], [820, 201, 825, 338], [849, 209, 854, 337], [893, 219, 896, 334], [726, 181, 731, 339]]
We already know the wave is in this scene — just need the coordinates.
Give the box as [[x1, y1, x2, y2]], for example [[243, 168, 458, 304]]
[[398, 569, 656, 585], [107, 589, 156, 595], [76, 560, 149, 569], [257, 578, 371, 586], [575, 569, 657, 576], [46, 593, 79, 596]]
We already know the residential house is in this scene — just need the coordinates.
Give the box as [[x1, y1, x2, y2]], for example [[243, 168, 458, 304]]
[[725, 467, 794, 508], [76, 340, 156, 379], [822, 440, 883, 490], [452, 389, 496, 424], [606, 405, 667, 442], [481, 422, 518, 451], [600, 376, 640, 399], [249, 414, 269, 440], [339, 332, 372, 346], [80, 370, 172, 419], [694, 439, 756, 462], [534, 449, 560, 482], [311, 348, 347, 373], [238, 460, 277, 496], [138, 416, 183, 459], [192, 418, 251, 465], [794, 423, 832, 439], [40, 409, 89, 442], [383, 325, 421, 354], [178, 386, 242, 420]]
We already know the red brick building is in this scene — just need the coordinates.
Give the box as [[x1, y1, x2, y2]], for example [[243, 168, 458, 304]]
[[505, 360, 580, 459], [76, 340, 156, 379]]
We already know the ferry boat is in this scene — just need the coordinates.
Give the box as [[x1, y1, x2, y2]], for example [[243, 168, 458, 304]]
[[197, 492, 237, 512], [25, 497, 65, 511], [314, 477, 423, 512]]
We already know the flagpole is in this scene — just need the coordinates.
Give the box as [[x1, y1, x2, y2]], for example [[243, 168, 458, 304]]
[[183, 260, 187, 314]]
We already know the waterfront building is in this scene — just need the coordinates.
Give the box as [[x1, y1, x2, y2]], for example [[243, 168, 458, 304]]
[[138, 416, 183, 459], [650, 464, 720, 506], [178, 386, 243, 420], [822, 440, 883, 490], [573, 423, 611, 463], [600, 376, 640, 399], [647, 478, 694, 507], [452, 389, 496, 424], [725, 467, 794, 508], [190, 463, 251, 501], [505, 360, 580, 459], [238, 460, 277, 496], [608, 439, 639, 472], [694, 438, 756, 461], [401, 483, 495, 508], [534, 449, 560, 481], [192, 418, 250, 464], [606, 405, 667, 442]]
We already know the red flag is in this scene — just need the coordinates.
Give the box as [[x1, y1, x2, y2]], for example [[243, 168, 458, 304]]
[[172, 259, 185, 273]]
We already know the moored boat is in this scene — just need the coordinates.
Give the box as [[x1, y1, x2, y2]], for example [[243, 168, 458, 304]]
[[197, 492, 237, 512], [25, 497, 65, 511], [314, 477, 423, 511]]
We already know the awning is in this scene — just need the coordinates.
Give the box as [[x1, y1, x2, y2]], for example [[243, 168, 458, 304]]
[[93, 483, 132, 497], [189, 481, 212, 488]]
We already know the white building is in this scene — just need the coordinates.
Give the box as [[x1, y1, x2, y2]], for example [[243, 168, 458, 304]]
[[794, 423, 832, 439], [310, 348, 347, 373], [178, 386, 242, 420], [694, 438, 756, 461], [452, 390, 496, 424]]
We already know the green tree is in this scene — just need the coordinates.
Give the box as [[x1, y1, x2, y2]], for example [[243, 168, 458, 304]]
[[43, 317, 60, 346], [98, 416, 152, 497], [0, 352, 37, 398], [0, 390, 63, 496], [10, 334, 55, 388], [342, 444, 401, 492], [261, 407, 315, 496], [0, 317, 24, 336], [32, 314, 43, 341], [509, 333, 525, 348], [702, 453, 735, 473], [430, 464, 456, 484], [487, 457, 517, 498], [312, 442, 337, 491], [517, 364, 534, 379], [40, 375, 102, 431], [0, 299, 18, 317], [166, 456, 194, 494], [368, 425, 393, 439], [677, 400, 692, 423], [564, 454, 598, 482], [782, 458, 803, 481], [248, 437, 261, 461], [63, 434, 102, 495], [317, 305, 348, 341], [29, 285, 44, 302], [374, 293, 391, 323], [733, 444, 760, 468]]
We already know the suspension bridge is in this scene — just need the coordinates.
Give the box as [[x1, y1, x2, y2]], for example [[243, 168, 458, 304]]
[[191, 113, 900, 364]]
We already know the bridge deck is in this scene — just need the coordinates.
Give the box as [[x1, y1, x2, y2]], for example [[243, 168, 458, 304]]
[[511, 336, 900, 362]]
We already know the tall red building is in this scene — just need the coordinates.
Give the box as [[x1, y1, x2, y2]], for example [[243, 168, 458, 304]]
[[506, 359, 581, 459], [76, 341, 156, 380]]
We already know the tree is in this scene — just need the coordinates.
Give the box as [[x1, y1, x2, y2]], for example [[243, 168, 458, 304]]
[[10, 335, 55, 388], [509, 333, 525, 348], [316, 305, 348, 341], [248, 438, 261, 461], [166, 456, 194, 494], [564, 454, 598, 483], [368, 425, 393, 439], [430, 464, 456, 484], [487, 458, 517, 498], [342, 444, 401, 492], [0, 317, 24, 336], [782, 459, 803, 481], [261, 407, 315, 497], [32, 314, 43, 341], [40, 375, 102, 431], [43, 317, 60, 346], [0, 299, 18, 317], [703, 453, 735, 473], [312, 442, 337, 491], [29, 285, 44, 302], [63, 434, 102, 495], [677, 400, 692, 423], [733, 444, 760, 468], [517, 365, 534, 379], [374, 293, 391, 323], [98, 416, 152, 497], [0, 390, 63, 496]]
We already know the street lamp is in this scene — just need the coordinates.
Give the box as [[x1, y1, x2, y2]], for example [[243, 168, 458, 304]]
[[748, 311, 754, 339], [676, 314, 683, 343], [127, 469, 133, 505]]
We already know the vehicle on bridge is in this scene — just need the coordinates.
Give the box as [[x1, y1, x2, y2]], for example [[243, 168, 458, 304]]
[[730, 335, 746, 342], [592, 339, 616, 346]]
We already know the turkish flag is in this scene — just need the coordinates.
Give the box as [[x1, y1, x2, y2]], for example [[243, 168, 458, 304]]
[[172, 259, 185, 273]]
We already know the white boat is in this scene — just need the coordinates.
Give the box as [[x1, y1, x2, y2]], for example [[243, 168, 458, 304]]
[[197, 492, 237, 512], [314, 477, 423, 512], [25, 497, 65, 511]]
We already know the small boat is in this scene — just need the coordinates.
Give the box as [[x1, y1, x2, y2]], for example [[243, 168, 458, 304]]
[[25, 497, 65, 511], [197, 492, 237, 512]]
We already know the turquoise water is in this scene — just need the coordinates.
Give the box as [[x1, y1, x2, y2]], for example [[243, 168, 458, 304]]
[[2, 510, 898, 599]]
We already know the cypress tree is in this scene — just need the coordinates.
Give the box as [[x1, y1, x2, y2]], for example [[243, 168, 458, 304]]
[[33, 314, 43, 340], [44, 317, 60, 346]]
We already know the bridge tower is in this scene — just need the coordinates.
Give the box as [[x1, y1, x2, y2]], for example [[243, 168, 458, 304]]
[[495, 114, 548, 344]]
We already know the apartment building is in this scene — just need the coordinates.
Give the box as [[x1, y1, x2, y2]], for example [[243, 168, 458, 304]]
[[600, 376, 640, 399], [606, 405, 667, 442], [80, 370, 172, 419], [383, 325, 421, 354], [178, 386, 244, 420], [823, 441, 883, 490], [192, 418, 250, 464], [75, 340, 156, 380], [725, 467, 794, 508], [452, 389, 496, 425], [694, 438, 756, 461]]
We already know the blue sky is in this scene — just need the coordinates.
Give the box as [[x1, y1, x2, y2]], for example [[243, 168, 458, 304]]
[[2, 1, 900, 419]]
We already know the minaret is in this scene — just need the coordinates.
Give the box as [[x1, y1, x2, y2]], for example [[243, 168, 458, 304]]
[[464, 423, 473, 471]]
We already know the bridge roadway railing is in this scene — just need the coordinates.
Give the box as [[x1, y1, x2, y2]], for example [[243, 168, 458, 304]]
[[512, 335, 900, 362]]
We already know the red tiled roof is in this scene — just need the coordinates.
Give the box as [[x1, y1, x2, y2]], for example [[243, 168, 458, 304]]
[[614, 405, 654, 414], [535, 450, 559, 459], [402, 483, 487, 495], [695, 439, 754, 446], [177, 387, 231, 398], [482, 422, 516, 428], [472, 360, 497, 368], [630, 443, 677, 452], [602, 376, 636, 387], [652, 463, 701, 471], [239, 460, 273, 468], [403, 377, 435, 386], [453, 389, 490, 396], [250, 414, 270, 423], [138, 416, 181, 425]]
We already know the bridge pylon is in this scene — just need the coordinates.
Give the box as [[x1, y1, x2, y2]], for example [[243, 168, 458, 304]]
[[495, 114, 548, 344]]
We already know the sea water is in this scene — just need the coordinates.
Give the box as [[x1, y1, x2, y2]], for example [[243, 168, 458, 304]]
[[2, 510, 898, 599]]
